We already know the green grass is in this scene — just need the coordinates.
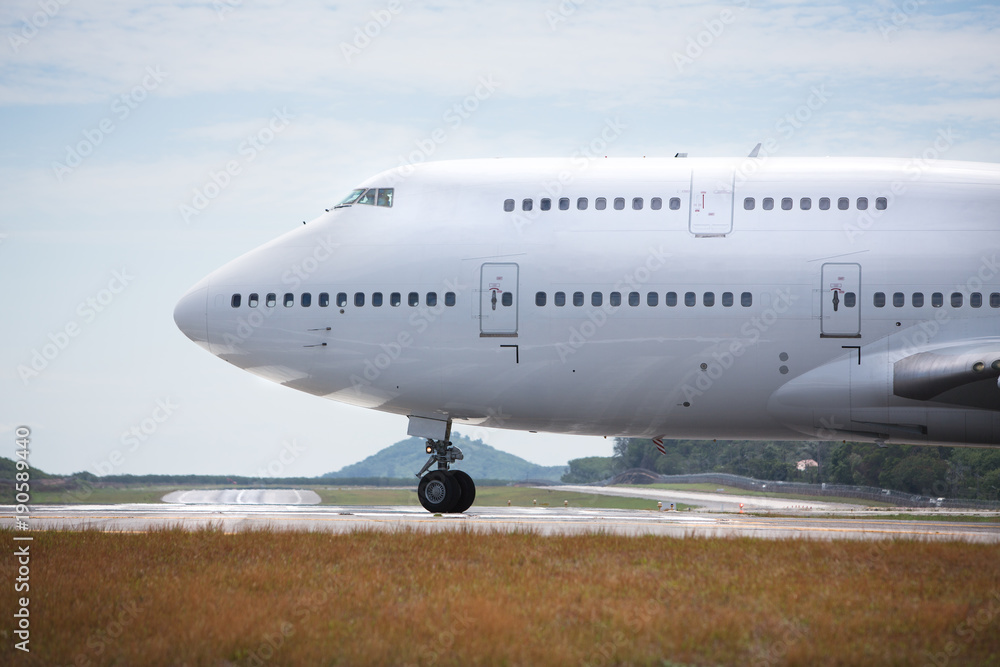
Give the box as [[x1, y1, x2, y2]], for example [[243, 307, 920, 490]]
[[4, 527, 998, 666], [636, 482, 897, 507]]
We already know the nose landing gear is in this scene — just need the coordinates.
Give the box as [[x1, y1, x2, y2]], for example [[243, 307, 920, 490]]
[[416, 439, 476, 513]]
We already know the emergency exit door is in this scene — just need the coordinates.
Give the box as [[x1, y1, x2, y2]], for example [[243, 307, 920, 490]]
[[480, 263, 518, 337], [821, 263, 861, 338]]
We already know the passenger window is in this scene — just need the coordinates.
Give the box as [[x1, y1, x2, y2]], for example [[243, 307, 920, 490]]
[[991, 293, 1000, 308], [577, 197, 588, 210], [372, 292, 383, 307], [540, 198, 551, 211], [266, 293, 277, 308], [559, 197, 570, 210], [445, 292, 456, 307], [319, 292, 329, 307], [951, 292, 963, 308], [844, 292, 856, 308], [592, 292, 603, 307], [741, 292, 753, 307], [932, 292, 943, 308], [970, 293, 982, 308], [536, 292, 546, 307], [874, 292, 885, 308], [703, 292, 715, 307], [503, 199, 515, 212], [857, 197, 868, 210], [912, 293, 924, 308], [408, 292, 419, 307], [354, 292, 364, 307], [231, 294, 241, 308], [819, 197, 830, 210], [301, 293, 311, 307], [428, 292, 439, 307], [555, 291, 566, 307], [628, 292, 640, 307], [610, 292, 621, 307], [284, 293, 294, 307], [632, 197, 643, 210], [762, 197, 774, 210], [595, 198, 607, 210], [781, 198, 793, 210], [684, 292, 696, 307], [666, 292, 678, 307], [337, 293, 347, 308], [248, 293, 259, 308], [647, 292, 658, 307], [614, 197, 625, 210], [357, 189, 377, 205], [875, 197, 887, 210], [669, 197, 681, 210], [522, 199, 532, 211], [376, 188, 393, 207], [744, 197, 755, 211], [893, 292, 904, 308], [800, 197, 811, 210], [722, 292, 733, 307], [651, 197, 662, 210], [838, 197, 849, 210], [390, 292, 401, 307], [573, 292, 584, 307]]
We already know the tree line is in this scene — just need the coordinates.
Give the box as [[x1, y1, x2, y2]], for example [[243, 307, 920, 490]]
[[563, 438, 1000, 501]]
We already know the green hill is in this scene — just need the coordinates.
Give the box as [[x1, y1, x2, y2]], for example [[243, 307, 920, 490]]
[[324, 433, 567, 482]]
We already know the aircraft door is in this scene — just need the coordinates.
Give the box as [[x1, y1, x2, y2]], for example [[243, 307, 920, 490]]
[[821, 263, 861, 338], [689, 168, 734, 236], [480, 263, 518, 337]]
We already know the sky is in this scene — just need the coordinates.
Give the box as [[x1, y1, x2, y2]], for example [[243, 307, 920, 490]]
[[2, 0, 999, 477]]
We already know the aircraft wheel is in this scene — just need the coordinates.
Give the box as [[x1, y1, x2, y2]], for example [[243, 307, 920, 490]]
[[449, 470, 476, 513], [418, 470, 461, 513]]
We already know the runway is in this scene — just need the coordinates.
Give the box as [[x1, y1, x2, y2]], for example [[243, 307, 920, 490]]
[[6, 502, 999, 542]]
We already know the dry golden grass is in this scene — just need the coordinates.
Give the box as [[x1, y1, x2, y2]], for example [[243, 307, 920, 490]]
[[2, 527, 999, 666]]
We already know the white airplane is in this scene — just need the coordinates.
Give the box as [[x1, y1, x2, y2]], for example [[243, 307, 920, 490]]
[[174, 154, 1000, 512]]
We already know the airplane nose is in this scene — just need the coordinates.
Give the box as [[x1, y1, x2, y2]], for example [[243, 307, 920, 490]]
[[173, 286, 209, 348]]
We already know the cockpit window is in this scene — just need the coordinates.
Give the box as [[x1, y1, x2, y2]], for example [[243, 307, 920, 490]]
[[336, 188, 366, 207], [335, 187, 394, 208]]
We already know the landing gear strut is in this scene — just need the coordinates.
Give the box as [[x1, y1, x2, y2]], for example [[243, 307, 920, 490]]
[[416, 439, 476, 513]]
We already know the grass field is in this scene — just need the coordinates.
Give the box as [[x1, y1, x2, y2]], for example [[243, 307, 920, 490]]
[[2, 527, 998, 665]]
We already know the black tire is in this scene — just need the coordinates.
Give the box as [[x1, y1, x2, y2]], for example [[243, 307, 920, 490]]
[[417, 470, 461, 513], [449, 470, 476, 513]]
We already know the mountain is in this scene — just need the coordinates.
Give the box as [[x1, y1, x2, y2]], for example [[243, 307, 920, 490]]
[[323, 433, 567, 482]]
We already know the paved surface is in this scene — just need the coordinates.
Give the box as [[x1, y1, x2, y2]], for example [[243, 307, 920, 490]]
[[4, 503, 998, 542], [557, 484, 863, 512], [162, 488, 321, 505]]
